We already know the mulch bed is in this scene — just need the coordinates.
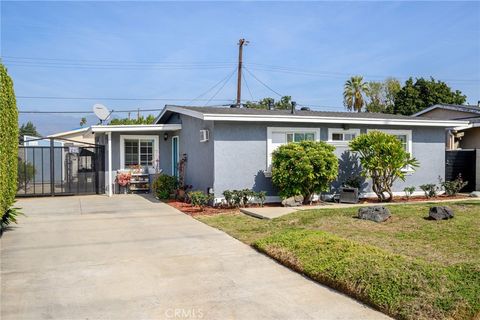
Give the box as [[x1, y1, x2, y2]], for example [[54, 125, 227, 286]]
[[166, 200, 238, 216], [359, 194, 470, 204]]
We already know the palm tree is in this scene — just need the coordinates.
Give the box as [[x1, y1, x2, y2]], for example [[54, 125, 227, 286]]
[[343, 76, 369, 112]]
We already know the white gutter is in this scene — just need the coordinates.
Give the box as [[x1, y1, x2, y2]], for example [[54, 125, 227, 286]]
[[91, 124, 181, 133], [158, 106, 469, 127]]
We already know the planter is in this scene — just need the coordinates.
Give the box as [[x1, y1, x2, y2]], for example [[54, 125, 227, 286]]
[[339, 187, 359, 204]]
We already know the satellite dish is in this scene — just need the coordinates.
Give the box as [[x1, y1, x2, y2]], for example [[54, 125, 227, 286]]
[[93, 104, 112, 122]]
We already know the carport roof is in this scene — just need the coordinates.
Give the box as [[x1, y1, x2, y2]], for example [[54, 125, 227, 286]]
[[87, 124, 181, 135]]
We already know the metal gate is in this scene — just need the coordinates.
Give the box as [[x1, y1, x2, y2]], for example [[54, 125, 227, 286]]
[[17, 138, 105, 197], [445, 150, 476, 192]]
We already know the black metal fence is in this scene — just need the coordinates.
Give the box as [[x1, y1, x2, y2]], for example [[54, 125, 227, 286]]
[[17, 138, 105, 197], [445, 150, 476, 192]]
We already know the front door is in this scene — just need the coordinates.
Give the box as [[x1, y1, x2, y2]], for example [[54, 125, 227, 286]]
[[172, 136, 179, 177]]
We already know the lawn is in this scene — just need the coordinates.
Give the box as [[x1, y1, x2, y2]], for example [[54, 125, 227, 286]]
[[197, 201, 480, 320]]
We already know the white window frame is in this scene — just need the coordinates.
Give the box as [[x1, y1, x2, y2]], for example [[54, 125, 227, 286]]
[[367, 129, 413, 172], [120, 135, 159, 170], [266, 127, 321, 173], [327, 128, 361, 146]]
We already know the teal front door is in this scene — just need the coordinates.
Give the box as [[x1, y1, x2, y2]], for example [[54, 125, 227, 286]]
[[172, 136, 179, 177]]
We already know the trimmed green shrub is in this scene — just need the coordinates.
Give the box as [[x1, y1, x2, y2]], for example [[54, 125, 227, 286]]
[[349, 131, 419, 202], [0, 63, 19, 226], [271, 140, 338, 203], [222, 189, 267, 207], [152, 174, 178, 199], [420, 183, 439, 198], [440, 175, 468, 196], [403, 186, 416, 199], [188, 190, 213, 210]]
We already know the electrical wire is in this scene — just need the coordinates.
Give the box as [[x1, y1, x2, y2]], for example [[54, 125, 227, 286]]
[[204, 69, 237, 106], [17, 96, 234, 101], [242, 71, 254, 101], [187, 68, 237, 105], [244, 67, 283, 97]]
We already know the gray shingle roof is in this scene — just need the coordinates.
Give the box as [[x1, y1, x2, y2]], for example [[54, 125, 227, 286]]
[[171, 105, 422, 120], [428, 104, 480, 115]]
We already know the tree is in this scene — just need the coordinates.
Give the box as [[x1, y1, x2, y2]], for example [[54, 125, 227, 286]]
[[343, 76, 369, 112], [349, 131, 419, 202], [0, 63, 19, 229], [365, 81, 385, 113], [79, 117, 87, 127], [19, 121, 40, 137], [384, 77, 401, 112], [109, 114, 156, 125], [271, 140, 339, 203], [244, 96, 292, 110], [392, 77, 466, 115]]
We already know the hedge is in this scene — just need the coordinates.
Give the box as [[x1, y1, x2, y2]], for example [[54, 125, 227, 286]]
[[0, 63, 19, 215]]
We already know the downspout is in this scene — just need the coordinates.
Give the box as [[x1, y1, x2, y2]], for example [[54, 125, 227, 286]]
[[108, 131, 113, 197]]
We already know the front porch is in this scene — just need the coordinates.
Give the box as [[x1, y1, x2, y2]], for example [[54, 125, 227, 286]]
[[87, 124, 181, 196]]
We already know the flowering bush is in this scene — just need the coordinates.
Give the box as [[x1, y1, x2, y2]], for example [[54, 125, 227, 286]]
[[117, 172, 131, 187]]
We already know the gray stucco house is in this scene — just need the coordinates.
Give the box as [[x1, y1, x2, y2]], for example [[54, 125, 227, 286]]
[[89, 105, 468, 202]]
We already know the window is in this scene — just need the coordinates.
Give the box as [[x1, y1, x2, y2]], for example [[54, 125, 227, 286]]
[[328, 128, 361, 144], [120, 135, 159, 169], [266, 127, 320, 173]]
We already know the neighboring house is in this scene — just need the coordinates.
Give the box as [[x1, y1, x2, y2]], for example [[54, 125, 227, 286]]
[[413, 103, 480, 150], [47, 127, 94, 145], [89, 105, 468, 201]]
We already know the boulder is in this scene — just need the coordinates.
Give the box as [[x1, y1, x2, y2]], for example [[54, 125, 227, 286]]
[[357, 206, 391, 223], [428, 206, 454, 220], [282, 195, 304, 207], [469, 191, 480, 198]]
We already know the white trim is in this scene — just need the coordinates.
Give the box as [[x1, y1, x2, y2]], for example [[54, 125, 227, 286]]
[[48, 127, 89, 138], [171, 136, 179, 176], [158, 106, 469, 127], [107, 132, 112, 197], [327, 128, 361, 146], [91, 124, 181, 133], [266, 127, 321, 172], [120, 135, 160, 170]]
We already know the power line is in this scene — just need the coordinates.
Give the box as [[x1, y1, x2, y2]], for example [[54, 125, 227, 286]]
[[16, 96, 235, 101], [242, 72, 254, 101], [187, 68, 237, 105], [2, 55, 236, 64], [205, 69, 237, 106], [244, 67, 284, 97]]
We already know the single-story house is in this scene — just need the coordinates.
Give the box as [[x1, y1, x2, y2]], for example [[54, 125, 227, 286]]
[[413, 103, 480, 150], [87, 105, 469, 201], [47, 127, 94, 145]]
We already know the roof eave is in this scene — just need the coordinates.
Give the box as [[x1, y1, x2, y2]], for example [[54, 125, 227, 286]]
[[90, 124, 182, 133]]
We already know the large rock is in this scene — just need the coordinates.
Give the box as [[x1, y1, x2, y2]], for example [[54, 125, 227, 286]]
[[470, 191, 480, 198], [429, 206, 454, 220], [282, 195, 304, 207], [357, 206, 391, 223]]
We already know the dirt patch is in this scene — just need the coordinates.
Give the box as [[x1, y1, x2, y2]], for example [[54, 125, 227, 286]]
[[359, 194, 470, 203], [166, 200, 238, 216]]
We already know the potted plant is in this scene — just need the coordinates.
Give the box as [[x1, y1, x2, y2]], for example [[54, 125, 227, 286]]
[[116, 171, 132, 194]]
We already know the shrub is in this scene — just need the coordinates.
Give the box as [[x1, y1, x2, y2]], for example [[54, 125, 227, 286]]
[[152, 174, 178, 199], [0, 205, 23, 235], [188, 190, 213, 210], [420, 184, 439, 198], [17, 159, 36, 191], [349, 131, 419, 202], [0, 63, 19, 221], [272, 140, 338, 203], [223, 189, 267, 207], [440, 175, 468, 196], [403, 186, 416, 199]]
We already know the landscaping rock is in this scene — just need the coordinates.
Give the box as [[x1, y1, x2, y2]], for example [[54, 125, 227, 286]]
[[428, 206, 454, 220], [357, 206, 391, 223], [282, 195, 304, 207], [470, 191, 480, 198]]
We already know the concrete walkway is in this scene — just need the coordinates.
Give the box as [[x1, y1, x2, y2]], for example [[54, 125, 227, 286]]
[[1, 195, 389, 320]]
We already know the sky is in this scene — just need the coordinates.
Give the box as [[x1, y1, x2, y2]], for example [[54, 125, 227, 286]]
[[1, 1, 479, 135]]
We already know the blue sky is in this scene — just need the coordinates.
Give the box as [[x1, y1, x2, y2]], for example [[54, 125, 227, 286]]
[[1, 1, 479, 135]]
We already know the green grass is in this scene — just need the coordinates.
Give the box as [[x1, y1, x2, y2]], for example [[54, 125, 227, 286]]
[[197, 201, 480, 320]]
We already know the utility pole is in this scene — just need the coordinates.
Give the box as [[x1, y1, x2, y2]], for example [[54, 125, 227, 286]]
[[236, 38, 248, 107]]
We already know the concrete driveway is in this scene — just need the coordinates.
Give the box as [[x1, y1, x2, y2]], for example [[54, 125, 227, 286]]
[[1, 195, 390, 320]]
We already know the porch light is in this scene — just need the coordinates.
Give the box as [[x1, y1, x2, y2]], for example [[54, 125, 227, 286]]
[[164, 133, 168, 141]]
